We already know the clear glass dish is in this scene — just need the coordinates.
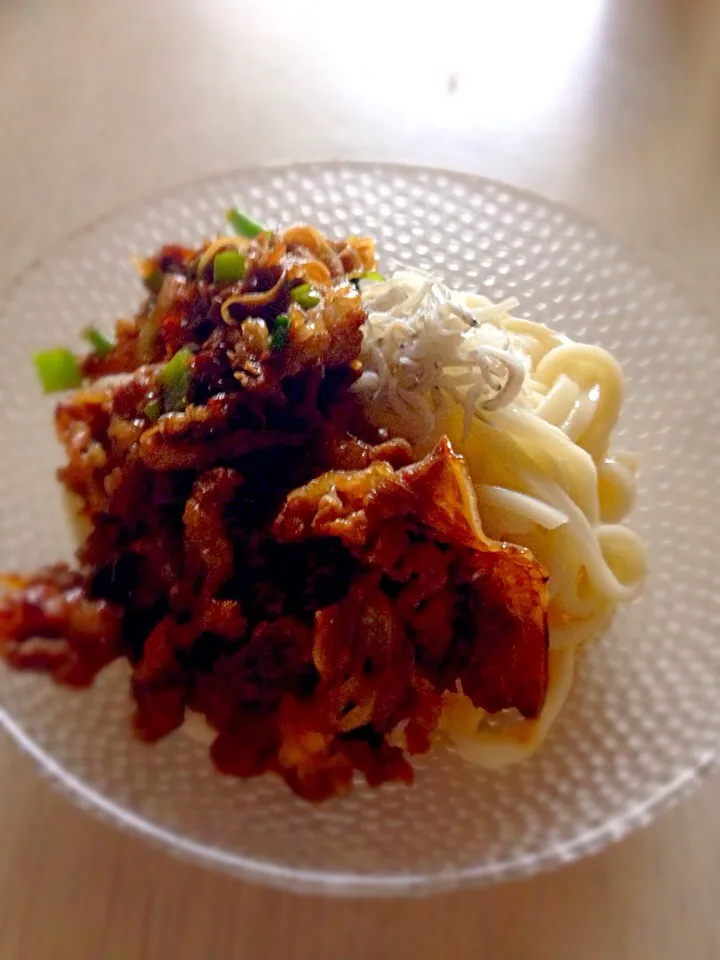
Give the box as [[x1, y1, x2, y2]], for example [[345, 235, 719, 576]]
[[1, 162, 718, 896]]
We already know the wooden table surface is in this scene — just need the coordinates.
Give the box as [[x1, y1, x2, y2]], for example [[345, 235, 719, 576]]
[[2, 0, 719, 956]]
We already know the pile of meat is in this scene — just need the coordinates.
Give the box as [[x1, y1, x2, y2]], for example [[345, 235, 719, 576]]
[[0, 225, 548, 800]]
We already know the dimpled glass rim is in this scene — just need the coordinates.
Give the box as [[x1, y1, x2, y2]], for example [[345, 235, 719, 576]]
[[0, 162, 718, 897]]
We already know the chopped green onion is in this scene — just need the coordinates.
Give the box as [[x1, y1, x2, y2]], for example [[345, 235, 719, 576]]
[[290, 283, 321, 309], [82, 326, 114, 357], [159, 347, 194, 413], [226, 208, 267, 238], [143, 398, 161, 422], [351, 270, 385, 291], [33, 348, 82, 393], [143, 266, 165, 295], [271, 314, 291, 352], [213, 249, 246, 285]]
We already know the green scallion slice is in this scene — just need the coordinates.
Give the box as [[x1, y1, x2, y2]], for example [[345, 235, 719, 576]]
[[271, 314, 291, 352], [290, 283, 321, 309], [213, 249, 246, 285], [143, 398, 161, 422], [362, 270, 385, 282], [159, 347, 194, 413], [82, 326, 114, 357], [226, 208, 267, 238], [33, 348, 82, 393]]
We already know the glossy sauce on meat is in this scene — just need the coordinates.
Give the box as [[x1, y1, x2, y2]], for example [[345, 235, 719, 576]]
[[0, 225, 549, 801]]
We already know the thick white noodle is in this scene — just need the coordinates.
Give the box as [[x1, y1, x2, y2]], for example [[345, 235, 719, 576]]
[[450, 649, 575, 769], [478, 486, 569, 531], [357, 269, 647, 769]]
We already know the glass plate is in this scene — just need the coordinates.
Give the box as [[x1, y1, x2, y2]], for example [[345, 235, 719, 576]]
[[1, 163, 718, 896]]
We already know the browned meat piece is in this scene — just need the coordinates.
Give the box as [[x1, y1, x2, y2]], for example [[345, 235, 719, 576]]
[[275, 438, 549, 719], [0, 565, 122, 686], [316, 423, 414, 471], [183, 467, 244, 593]]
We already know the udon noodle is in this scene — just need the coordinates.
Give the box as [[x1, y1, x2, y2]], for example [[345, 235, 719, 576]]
[[356, 270, 647, 766]]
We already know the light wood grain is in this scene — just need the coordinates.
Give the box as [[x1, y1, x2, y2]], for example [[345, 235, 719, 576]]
[[1, 0, 719, 956]]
